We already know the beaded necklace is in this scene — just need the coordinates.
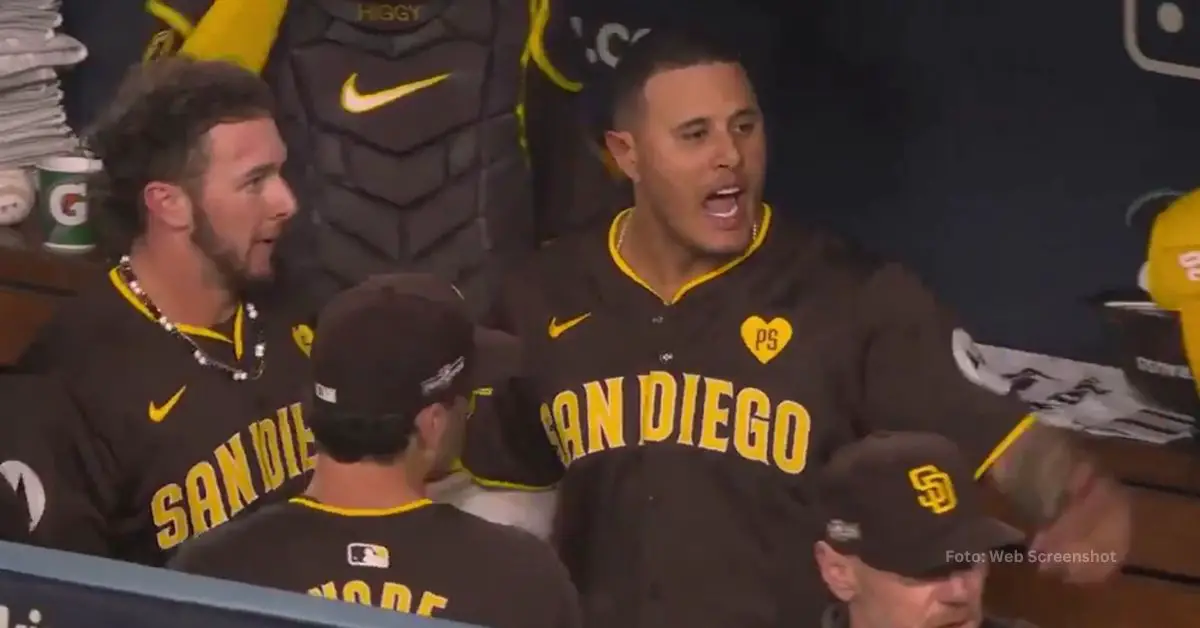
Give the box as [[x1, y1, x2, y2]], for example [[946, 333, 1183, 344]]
[[117, 255, 266, 381]]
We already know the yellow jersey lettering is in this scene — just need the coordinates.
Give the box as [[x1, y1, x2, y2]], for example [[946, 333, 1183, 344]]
[[275, 405, 303, 478], [150, 483, 188, 549], [415, 592, 450, 616], [343, 579, 373, 604], [696, 377, 733, 453], [214, 434, 259, 516], [538, 403, 569, 466], [250, 418, 286, 491], [381, 582, 414, 611], [733, 387, 771, 464], [152, 402, 311, 550], [358, 3, 421, 22], [583, 378, 625, 453], [638, 371, 676, 443], [773, 400, 812, 474], [309, 582, 339, 598], [545, 373, 812, 474], [548, 391, 585, 461], [676, 373, 701, 446], [184, 461, 228, 535], [311, 581, 450, 616], [291, 403, 317, 472]]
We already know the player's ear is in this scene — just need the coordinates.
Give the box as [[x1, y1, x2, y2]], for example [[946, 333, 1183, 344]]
[[142, 180, 193, 230], [814, 541, 859, 602], [604, 129, 639, 183], [414, 402, 448, 452]]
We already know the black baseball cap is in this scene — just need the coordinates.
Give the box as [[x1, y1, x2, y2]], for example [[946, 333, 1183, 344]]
[[817, 432, 1023, 577], [309, 273, 519, 421]]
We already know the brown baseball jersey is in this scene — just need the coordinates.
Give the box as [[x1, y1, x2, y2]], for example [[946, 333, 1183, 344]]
[[168, 497, 581, 628], [0, 479, 28, 544], [0, 375, 90, 545], [461, 204, 1037, 628], [15, 268, 315, 566]]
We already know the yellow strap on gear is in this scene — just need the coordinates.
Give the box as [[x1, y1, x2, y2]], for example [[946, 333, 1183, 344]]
[[178, 0, 289, 74], [1179, 304, 1200, 398], [527, 0, 581, 92]]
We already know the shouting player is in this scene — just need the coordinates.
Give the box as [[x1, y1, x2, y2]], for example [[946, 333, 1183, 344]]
[[814, 432, 1036, 628], [169, 273, 580, 628], [16, 58, 314, 566], [459, 29, 1132, 627], [524, 0, 783, 242]]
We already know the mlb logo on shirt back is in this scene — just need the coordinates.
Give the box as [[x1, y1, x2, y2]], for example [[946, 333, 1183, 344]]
[[347, 542, 390, 568]]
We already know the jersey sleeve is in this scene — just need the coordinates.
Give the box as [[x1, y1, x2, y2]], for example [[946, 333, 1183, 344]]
[[165, 531, 230, 577], [546, 552, 583, 628], [0, 375, 114, 556], [856, 264, 1037, 479], [0, 480, 29, 544], [461, 282, 565, 490], [10, 316, 124, 557]]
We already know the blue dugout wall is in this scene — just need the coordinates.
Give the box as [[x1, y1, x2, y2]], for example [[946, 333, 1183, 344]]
[[0, 542, 482, 628]]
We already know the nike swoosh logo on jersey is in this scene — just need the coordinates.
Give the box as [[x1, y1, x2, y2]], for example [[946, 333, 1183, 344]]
[[149, 386, 187, 423], [340, 72, 450, 114], [548, 313, 591, 339]]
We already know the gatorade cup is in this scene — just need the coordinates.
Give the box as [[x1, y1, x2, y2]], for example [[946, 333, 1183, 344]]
[[36, 155, 103, 253]]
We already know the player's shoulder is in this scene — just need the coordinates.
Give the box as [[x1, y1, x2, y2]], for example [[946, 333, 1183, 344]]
[[497, 220, 610, 301], [16, 271, 144, 375], [0, 374, 81, 429], [449, 509, 569, 583], [168, 501, 297, 574], [761, 216, 941, 318], [753, 214, 887, 290]]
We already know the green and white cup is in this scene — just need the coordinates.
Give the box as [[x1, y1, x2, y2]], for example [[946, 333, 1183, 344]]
[[37, 155, 103, 253]]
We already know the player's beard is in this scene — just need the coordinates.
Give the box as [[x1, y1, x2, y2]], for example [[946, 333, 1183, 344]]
[[191, 207, 273, 299]]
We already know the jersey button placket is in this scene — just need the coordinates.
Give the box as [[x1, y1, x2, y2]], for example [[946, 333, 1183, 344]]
[[652, 310, 672, 365]]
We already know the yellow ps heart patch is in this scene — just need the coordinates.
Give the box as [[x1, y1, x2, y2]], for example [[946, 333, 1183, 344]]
[[740, 316, 793, 364]]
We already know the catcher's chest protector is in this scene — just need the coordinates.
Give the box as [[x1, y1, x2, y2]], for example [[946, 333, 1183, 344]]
[[268, 0, 534, 311]]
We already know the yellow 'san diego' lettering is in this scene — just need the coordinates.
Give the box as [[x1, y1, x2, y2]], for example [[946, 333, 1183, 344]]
[[151, 402, 315, 550], [539, 371, 813, 474]]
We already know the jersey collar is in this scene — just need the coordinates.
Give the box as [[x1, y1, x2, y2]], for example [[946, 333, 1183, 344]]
[[108, 267, 245, 354], [606, 203, 773, 305]]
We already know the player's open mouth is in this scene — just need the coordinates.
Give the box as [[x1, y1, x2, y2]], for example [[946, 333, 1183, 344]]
[[703, 186, 742, 219]]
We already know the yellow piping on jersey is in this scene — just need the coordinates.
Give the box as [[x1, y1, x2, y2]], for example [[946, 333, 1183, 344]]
[[108, 267, 238, 344], [232, 302, 245, 358], [290, 496, 433, 517], [145, 0, 196, 38], [462, 467, 557, 492], [973, 413, 1038, 480], [608, 203, 772, 305], [177, 0, 289, 74]]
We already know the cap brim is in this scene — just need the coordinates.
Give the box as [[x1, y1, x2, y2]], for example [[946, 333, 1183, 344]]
[[469, 326, 521, 389], [955, 517, 1025, 553], [874, 517, 1025, 578]]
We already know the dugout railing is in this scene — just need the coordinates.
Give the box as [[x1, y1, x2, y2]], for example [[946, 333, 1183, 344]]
[[0, 540, 482, 628]]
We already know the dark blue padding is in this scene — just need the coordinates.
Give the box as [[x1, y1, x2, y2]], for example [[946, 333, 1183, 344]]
[[0, 541, 484, 628]]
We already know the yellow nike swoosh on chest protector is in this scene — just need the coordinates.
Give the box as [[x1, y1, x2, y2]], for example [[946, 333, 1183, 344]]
[[340, 73, 451, 113]]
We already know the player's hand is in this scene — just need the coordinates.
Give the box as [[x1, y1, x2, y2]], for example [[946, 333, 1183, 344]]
[[1027, 461, 1131, 584]]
